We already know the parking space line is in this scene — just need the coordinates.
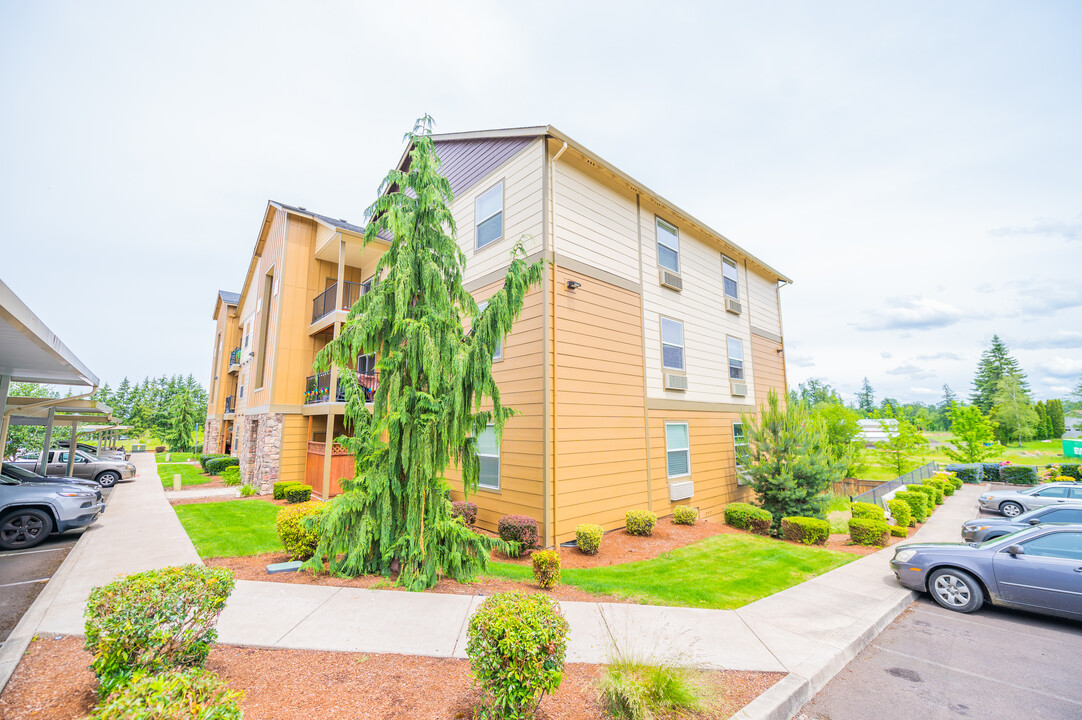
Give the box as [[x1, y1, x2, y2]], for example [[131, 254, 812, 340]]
[[912, 605, 1082, 645], [0, 578, 51, 588], [875, 645, 1082, 706], [0, 547, 71, 558]]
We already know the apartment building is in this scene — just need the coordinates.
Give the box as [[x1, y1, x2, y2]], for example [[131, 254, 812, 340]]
[[204, 125, 790, 546]]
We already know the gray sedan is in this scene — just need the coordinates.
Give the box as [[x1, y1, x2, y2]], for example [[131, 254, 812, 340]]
[[962, 503, 1082, 542], [10, 449, 135, 488], [977, 482, 1082, 518], [891, 525, 1082, 620]]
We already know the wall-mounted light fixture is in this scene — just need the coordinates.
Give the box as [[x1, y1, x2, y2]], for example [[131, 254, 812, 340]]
[[776, 348, 784, 354], [566, 280, 582, 291]]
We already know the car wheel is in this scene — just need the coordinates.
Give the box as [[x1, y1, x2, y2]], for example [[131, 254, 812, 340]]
[[0, 509, 54, 550], [1000, 502, 1024, 518], [928, 568, 983, 613], [96, 471, 120, 488]]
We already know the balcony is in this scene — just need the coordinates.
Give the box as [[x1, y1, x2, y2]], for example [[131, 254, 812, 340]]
[[312, 281, 368, 325], [304, 371, 378, 406], [227, 347, 241, 373], [224, 395, 234, 415]]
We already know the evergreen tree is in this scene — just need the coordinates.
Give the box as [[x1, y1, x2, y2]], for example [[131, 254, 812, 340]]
[[303, 116, 544, 590], [971, 335, 1027, 413], [938, 384, 957, 431], [856, 377, 876, 414], [942, 405, 998, 463], [991, 371, 1038, 446], [1048, 399, 1066, 438], [166, 388, 196, 451], [1034, 401, 1049, 440], [113, 377, 132, 421]]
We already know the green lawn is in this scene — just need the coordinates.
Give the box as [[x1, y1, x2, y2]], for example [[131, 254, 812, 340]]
[[155, 451, 196, 462], [157, 463, 212, 488], [851, 437, 1079, 482], [173, 499, 283, 558], [485, 533, 853, 609]]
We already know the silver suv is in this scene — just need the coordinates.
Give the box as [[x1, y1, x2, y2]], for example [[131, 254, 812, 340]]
[[0, 471, 105, 550], [11, 449, 136, 488]]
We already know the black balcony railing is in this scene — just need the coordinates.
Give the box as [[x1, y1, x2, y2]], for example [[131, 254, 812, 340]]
[[229, 347, 241, 366], [312, 281, 368, 324], [304, 371, 378, 405], [225, 395, 234, 414]]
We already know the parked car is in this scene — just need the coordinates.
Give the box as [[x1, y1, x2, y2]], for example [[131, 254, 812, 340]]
[[891, 525, 1082, 620], [10, 449, 135, 488], [978, 482, 1082, 517], [962, 503, 1082, 542], [1, 463, 101, 490], [0, 472, 105, 550], [53, 440, 127, 461]]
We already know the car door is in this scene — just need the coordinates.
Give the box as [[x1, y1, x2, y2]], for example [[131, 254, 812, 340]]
[[992, 530, 1082, 618], [46, 451, 67, 476], [1023, 486, 1071, 510]]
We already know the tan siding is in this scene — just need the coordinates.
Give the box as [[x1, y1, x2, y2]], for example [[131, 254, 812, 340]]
[[747, 266, 782, 337], [279, 414, 309, 484], [751, 334, 787, 401], [249, 209, 289, 409]]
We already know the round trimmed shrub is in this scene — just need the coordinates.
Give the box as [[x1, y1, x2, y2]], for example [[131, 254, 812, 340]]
[[894, 491, 928, 524], [498, 515, 540, 558], [83, 565, 235, 697], [272, 481, 296, 500], [887, 498, 912, 528], [625, 510, 657, 536], [451, 500, 478, 526], [575, 523, 604, 555], [88, 667, 243, 720], [285, 484, 312, 503], [888, 525, 908, 538], [850, 501, 885, 521], [906, 484, 936, 513], [467, 592, 569, 719], [922, 479, 945, 504], [275, 501, 326, 560], [780, 516, 829, 545], [531, 550, 561, 589], [205, 456, 239, 476], [672, 505, 698, 525], [849, 518, 889, 547], [724, 502, 773, 535]]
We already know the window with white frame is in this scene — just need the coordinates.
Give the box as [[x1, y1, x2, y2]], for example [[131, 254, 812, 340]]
[[722, 256, 739, 299], [660, 317, 685, 371], [656, 218, 680, 273], [477, 301, 503, 360], [665, 423, 690, 478], [733, 422, 749, 484], [727, 337, 744, 380], [475, 182, 504, 250], [476, 424, 500, 490]]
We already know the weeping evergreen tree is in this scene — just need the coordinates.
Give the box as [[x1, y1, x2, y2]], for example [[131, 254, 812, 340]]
[[303, 116, 544, 590]]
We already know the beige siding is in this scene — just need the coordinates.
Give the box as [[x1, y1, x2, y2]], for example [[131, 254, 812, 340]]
[[249, 209, 289, 409], [279, 414, 309, 484], [747, 266, 782, 337], [751, 334, 787, 401]]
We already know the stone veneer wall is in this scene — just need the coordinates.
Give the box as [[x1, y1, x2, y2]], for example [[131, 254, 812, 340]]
[[236, 413, 283, 494], [202, 418, 220, 455]]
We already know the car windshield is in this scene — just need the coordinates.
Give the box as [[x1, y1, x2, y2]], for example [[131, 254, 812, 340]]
[[978, 529, 1029, 548], [1, 463, 42, 481]]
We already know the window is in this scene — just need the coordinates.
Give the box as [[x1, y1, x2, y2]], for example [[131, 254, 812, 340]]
[[475, 182, 504, 250], [661, 317, 685, 371], [722, 256, 739, 299], [656, 218, 680, 273], [1019, 531, 1082, 561], [1035, 487, 1070, 498], [357, 354, 377, 375], [476, 424, 500, 490], [727, 337, 744, 380], [477, 301, 503, 360], [665, 423, 690, 478], [1042, 509, 1082, 523], [255, 269, 274, 388], [734, 422, 750, 485]]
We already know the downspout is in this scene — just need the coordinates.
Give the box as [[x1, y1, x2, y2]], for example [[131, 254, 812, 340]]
[[549, 140, 567, 545], [637, 194, 652, 511]]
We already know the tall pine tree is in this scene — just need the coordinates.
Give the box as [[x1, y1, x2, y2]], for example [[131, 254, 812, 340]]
[[971, 335, 1027, 413], [303, 116, 544, 590], [856, 377, 876, 414]]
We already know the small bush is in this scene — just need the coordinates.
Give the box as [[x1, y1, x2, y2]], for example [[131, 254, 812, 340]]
[[88, 667, 243, 720], [219, 466, 241, 486], [780, 517, 829, 545], [198, 454, 225, 473], [1001, 465, 1039, 485], [848, 518, 889, 547], [83, 565, 235, 697], [239, 484, 256, 497], [598, 654, 709, 720], [724, 503, 773, 535], [672, 505, 698, 525], [273, 481, 296, 500], [850, 501, 885, 521], [205, 456, 239, 476], [285, 484, 312, 503], [1051, 463, 1082, 481], [276, 501, 326, 561], [625, 510, 658, 537], [498, 515, 539, 558], [575, 523, 604, 555], [467, 592, 569, 720], [894, 491, 928, 524], [945, 464, 982, 484], [980, 463, 1003, 482], [906, 485, 936, 513], [889, 525, 908, 538], [532, 550, 561, 589], [887, 498, 912, 528], [451, 500, 478, 526], [922, 479, 945, 504]]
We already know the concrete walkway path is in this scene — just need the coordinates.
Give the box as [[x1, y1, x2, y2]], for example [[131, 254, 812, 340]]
[[4, 454, 983, 719]]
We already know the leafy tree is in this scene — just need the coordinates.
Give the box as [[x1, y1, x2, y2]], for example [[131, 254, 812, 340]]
[[814, 403, 866, 477], [303, 116, 544, 590], [739, 390, 845, 531], [3, 382, 59, 458], [873, 417, 928, 476], [797, 378, 842, 407], [991, 370, 1039, 446], [942, 405, 999, 463], [856, 377, 875, 414], [971, 335, 1027, 413]]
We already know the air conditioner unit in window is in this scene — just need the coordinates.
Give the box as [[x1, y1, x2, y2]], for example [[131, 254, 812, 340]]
[[725, 297, 742, 315], [664, 373, 688, 391], [730, 381, 748, 397], [669, 480, 694, 501], [659, 269, 683, 291]]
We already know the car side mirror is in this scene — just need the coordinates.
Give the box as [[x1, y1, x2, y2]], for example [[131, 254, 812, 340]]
[[1028, 518, 1042, 525], [1007, 544, 1025, 556]]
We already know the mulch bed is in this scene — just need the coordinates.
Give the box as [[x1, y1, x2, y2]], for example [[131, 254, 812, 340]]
[[0, 636, 784, 720]]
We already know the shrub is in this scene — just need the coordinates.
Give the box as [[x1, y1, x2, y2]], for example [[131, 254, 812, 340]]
[[285, 484, 312, 503], [893, 491, 928, 524], [922, 479, 945, 504], [531, 550, 561, 589], [934, 470, 963, 491], [850, 501, 885, 521], [575, 523, 604, 555], [88, 667, 243, 720], [906, 485, 936, 513], [219, 466, 241, 486], [945, 464, 982, 484], [83, 565, 235, 697], [1001, 465, 1039, 485], [598, 653, 709, 720], [498, 515, 539, 558], [889, 525, 908, 538], [198, 454, 225, 473], [1051, 463, 1082, 481], [239, 484, 256, 497], [272, 481, 297, 500], [451, 500, 478, 526], [205, 456, 239, 476], [276, 501, 326, 561], [724, 503, 773, 535], [887, 498, 911, 529], [780, 516, 829, 545], [625, 510, 658, 537], [980, 463, 1003, 482], [672, 505, 698, 525], [466, 592, 569, 720], [848, 518, 889, 547]]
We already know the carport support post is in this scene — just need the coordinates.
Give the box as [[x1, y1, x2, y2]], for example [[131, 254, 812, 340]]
[[66, 419, 79, 476], [0, 374, 10, 459], [39, 408, 55, 475]]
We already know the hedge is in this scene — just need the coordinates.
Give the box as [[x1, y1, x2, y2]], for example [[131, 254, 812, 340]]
[[724, 503, 773, 536], [625, 510, 658, 536], [198, 454, 226, 473], [780, 517, 830, 545], [285, 484, 312, 503], [887, 498, 912, 528], [575, 524, 604, 555], [1001, 465, 1039, 485], [219, 466, 241, 486], [273, 481, 298, 500], [934, 471, 963, 490], [849, 518, 889, 547], [945, 464, 982, 484], [1050, 463, 1082, 481], [205, 456, 239, 476], [981, 463, 1003, 482], [889, 525, 908, 538], [894, 490, 928, 524], [850, 501, 885, 521], [906, 484, 936, 512], [921, 479, 945, 505]]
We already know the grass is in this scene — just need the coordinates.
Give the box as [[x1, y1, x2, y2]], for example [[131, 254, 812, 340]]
[[824, 494, 851, 512], [485, 533, 853, 609], [173, 499, 283, 558], [157, 463, 212, 488], [155, 451, 196, 462], [599, 654, 711, 720], [851, 437, 1081, 483]]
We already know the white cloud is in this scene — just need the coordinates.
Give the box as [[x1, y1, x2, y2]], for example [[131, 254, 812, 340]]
[[989, 214, 1082, 242], [886, 363, 934, 379], [915, 351, 964, 361], [854, 297, 966, 332], [787, 354, 816, 368], [1014, 331, 1082, 349], [910, 387, 938, 396], [1037, 358, 1082, 378], [881, 351, 893, 359]]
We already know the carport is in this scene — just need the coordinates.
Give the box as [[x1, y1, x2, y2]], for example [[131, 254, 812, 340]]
[[0, 278, 100, 474]]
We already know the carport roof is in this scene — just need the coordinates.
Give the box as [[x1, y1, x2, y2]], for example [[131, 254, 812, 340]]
[[0, 279, 98, 386]]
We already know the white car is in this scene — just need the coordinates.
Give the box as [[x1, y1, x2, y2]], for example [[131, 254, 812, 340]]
[[978, 482, 1082, 518]]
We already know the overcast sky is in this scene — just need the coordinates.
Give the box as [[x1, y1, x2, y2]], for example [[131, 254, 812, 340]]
[[2, 0, 1079, 404]]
